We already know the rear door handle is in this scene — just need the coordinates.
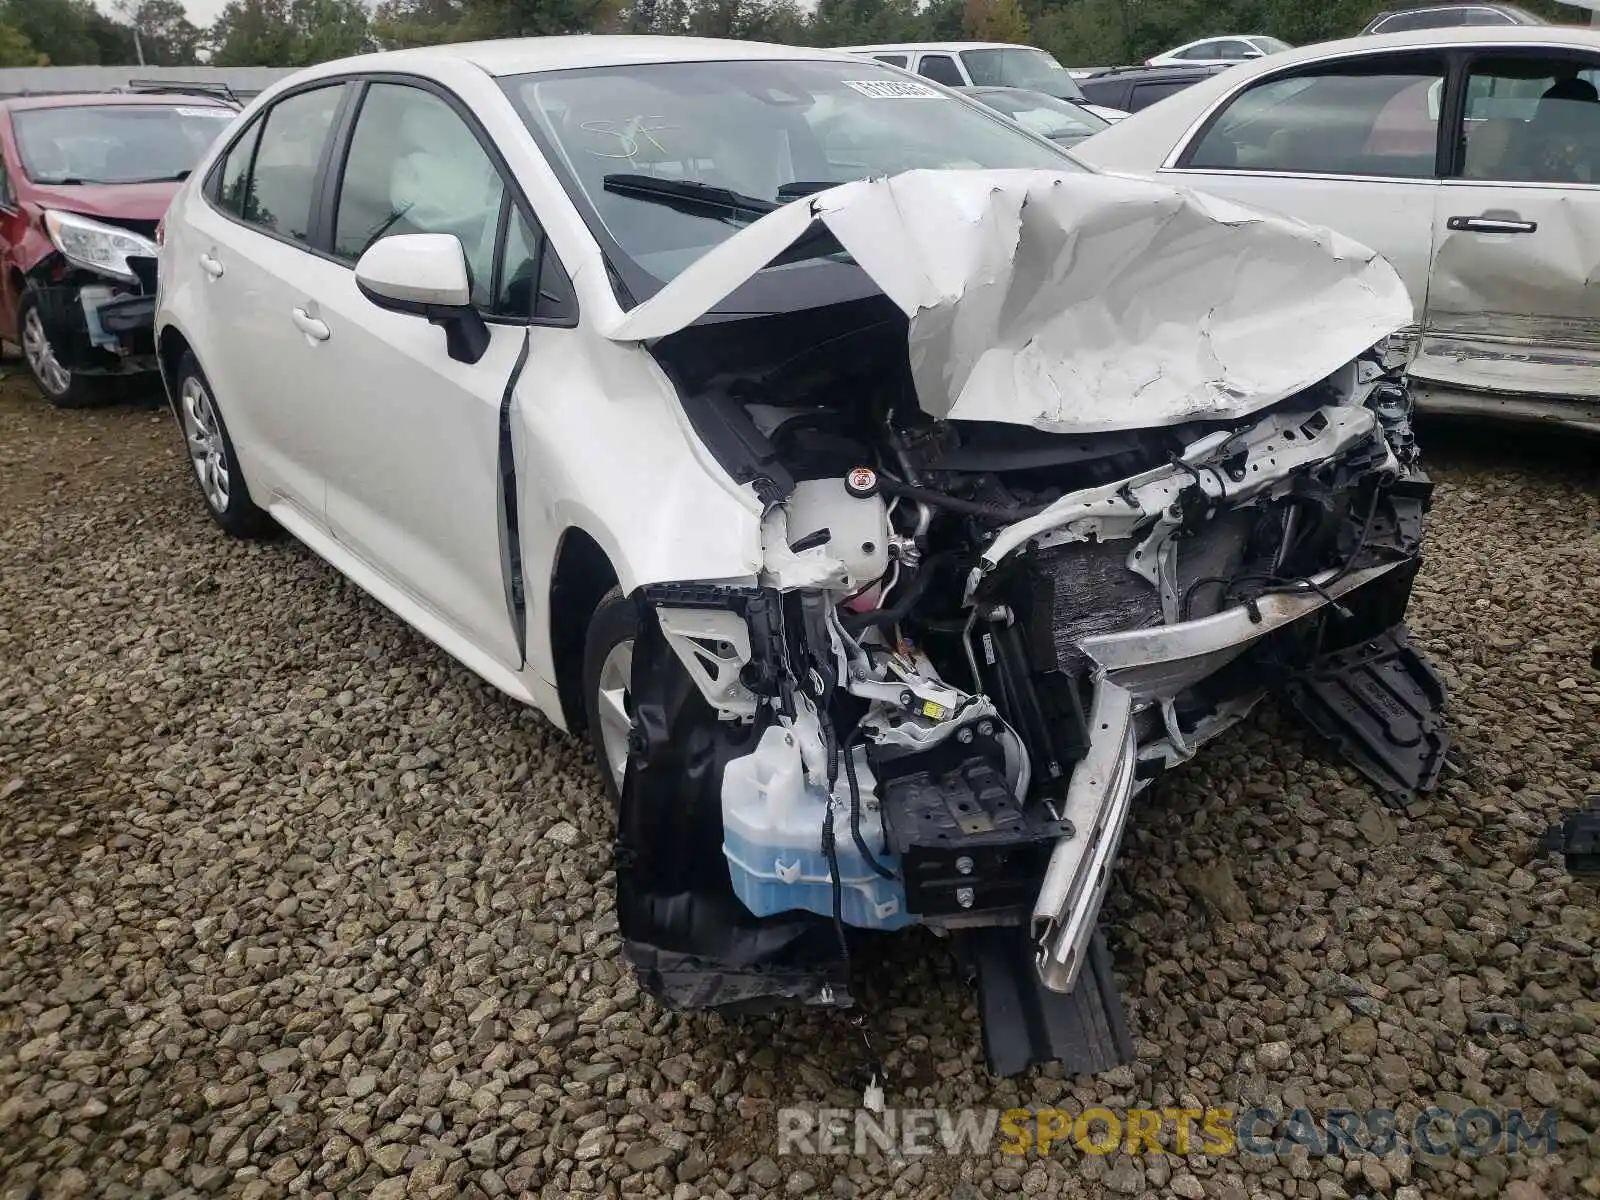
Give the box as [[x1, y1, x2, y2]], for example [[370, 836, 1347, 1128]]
[[1447, 215, 1538, 234], [290, 306, 330, 341], [199, 252, 224, 278]]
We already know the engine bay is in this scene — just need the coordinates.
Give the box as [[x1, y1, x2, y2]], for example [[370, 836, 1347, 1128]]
[[614, 306, 1447, 1077]]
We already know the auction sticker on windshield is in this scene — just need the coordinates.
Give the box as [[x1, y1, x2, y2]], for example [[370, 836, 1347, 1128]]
[[843, 80, 944, 99]]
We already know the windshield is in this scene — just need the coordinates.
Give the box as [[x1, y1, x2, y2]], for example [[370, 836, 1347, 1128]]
[[960, 48, 1085, 100], [13, 104, 235, 185], [503, 59, 1075, 287], [972, 89, 1109, 139]]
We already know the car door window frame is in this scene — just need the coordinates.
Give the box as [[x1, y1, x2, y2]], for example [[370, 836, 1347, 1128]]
[[202, 80, 357, 258], [1167, 48, 1455, 181], [1442, 45, 1600, 189], [916, 54, 966, 86], [316, 72, 577, 329]]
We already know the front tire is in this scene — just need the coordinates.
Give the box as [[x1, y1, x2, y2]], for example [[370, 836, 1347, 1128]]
[[18, 292, 98, 408], [582, 587, 638, 809], [173, 351, 274, 539]]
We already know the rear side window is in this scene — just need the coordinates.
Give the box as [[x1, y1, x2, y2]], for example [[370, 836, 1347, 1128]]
[[214, 117, 262, 219], [873, 54, 908, 68], [1374, 9, 1464, 31], [1130, 81, 1197, 109], [917, 55, 964, 86], [238, 86, 343, 243], [1185, 55, 1446, 177], [332, 83, 505, 307]]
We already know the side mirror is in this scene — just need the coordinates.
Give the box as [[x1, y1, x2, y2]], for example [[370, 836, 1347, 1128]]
[[355, 232, 490, 364]]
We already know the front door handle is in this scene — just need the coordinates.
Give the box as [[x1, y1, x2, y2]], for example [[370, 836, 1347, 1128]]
[[1447, 214, 1538, 234], [198, 252, 224, 278], [290, 306, 330, 342]]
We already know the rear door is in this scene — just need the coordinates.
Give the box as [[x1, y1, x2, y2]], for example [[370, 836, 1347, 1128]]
[[183, 82, 350, 520], [1165, 51, 1448, 325], [1419, 46, 1600, 400]]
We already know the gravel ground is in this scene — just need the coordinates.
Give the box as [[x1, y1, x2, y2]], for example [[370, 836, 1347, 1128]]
[[1, 369, 1597, 1200]]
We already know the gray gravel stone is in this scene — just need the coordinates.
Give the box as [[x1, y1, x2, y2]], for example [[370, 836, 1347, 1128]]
[[0, 383, 1596, 1200]]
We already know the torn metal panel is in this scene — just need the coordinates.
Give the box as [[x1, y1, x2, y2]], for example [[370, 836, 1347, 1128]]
[[1411, 383, 1600, 434], [606, 169, 1411, 434]]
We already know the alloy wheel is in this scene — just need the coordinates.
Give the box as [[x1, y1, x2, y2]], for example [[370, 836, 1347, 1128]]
[[21, 306, 72, 398], [179, 375, 231, 513], [595, 638, 635, 794]]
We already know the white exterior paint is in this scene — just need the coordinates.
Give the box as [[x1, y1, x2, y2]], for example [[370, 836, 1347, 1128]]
[[154, 35, 1417, 743]]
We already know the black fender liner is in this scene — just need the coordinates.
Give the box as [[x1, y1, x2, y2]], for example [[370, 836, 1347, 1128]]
[[615, 597, 850, 1011]]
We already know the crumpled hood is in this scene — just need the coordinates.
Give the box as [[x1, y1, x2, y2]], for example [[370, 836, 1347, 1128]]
[[603, 169, 1413, 434]]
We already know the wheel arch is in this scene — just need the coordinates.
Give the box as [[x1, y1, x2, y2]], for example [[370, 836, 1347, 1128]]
[[549, 525, 620, 733], [157, 324, 193, 417]]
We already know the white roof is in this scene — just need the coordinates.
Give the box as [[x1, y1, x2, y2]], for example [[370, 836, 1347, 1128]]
[[290, 35, 866, 81]]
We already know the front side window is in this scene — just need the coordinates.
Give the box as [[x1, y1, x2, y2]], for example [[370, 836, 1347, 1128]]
[[495, 208, 575, 322], [244, 86, 343, 243], [917, 54, 964, 86], [12, 103, 235, 186], [503, 59, 1074, 287], [0, 154, 14, 208], [332, 83, 505, 307], [1185, 56, 1446, 178], [961, 47, 1084, 99], [1460, 53, 1600, 182]]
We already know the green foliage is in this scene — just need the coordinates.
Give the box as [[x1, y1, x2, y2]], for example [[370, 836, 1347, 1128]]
[[207, 0, 374, 67], [0, 0, 134, 65], [78, 0, 1594, 73], [130, 0, 202, 65], [0, 19, 42, 64], [964, 0, 1030, 43]]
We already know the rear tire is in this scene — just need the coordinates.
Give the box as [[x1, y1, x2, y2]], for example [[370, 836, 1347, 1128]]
[[173, 351, 274, 539], [18, 292, 100, 408], [582, 587, 639, 809]]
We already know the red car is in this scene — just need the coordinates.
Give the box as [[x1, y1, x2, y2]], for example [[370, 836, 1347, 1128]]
[[0, 91, 237, 406]]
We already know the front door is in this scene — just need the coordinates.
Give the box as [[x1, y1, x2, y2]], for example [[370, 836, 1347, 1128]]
[[1420, 47, 1600, 402], [311, 80, 575, 674]]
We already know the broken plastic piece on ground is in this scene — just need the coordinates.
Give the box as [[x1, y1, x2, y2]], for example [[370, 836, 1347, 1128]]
[[961, 924, 1133, 1078], [1538, 796, 1600, 878], [1282, 627, 1450, 811]]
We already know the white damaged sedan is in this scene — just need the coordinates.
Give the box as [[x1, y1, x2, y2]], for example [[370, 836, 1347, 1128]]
[[155, 36, 1449, 1076]]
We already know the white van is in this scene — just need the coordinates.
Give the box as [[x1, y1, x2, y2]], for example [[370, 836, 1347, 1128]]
[[841, 41, 1130, 120]]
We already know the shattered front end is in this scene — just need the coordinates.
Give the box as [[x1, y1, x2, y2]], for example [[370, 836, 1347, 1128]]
[[610, 170, 1449, 1076]]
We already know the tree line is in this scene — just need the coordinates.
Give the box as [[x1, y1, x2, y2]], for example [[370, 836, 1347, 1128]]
[[0, 0, 1586, 72]]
